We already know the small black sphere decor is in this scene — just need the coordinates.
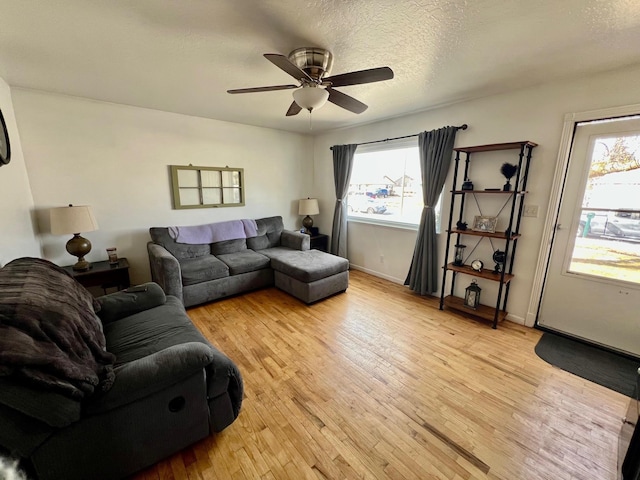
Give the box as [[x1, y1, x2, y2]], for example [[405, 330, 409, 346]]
[[500, 163, 518, 191]]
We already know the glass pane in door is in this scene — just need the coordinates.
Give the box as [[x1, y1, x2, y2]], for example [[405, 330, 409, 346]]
[[568, 133, 640, 285]]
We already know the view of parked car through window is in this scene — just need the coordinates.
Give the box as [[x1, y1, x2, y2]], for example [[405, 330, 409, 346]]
[[346, 143, 441, 227], [569, 134, 640, 284]]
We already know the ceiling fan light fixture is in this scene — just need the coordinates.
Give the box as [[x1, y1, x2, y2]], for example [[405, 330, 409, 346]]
[[293, 86, 329, 112]]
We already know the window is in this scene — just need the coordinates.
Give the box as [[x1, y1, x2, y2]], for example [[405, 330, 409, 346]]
[[347, 140, 442, 229], [170, 165, 244, 209]]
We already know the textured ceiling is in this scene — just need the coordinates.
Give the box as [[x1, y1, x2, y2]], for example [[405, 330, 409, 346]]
[[1, 0, 639, 134]]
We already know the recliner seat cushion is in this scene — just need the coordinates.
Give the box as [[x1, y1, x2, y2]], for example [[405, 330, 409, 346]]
[[179, 256, 229, 286], [104, 297, 210, 364], [216, 250, 270, 275]]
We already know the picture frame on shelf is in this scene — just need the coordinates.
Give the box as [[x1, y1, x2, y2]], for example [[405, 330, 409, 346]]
[[472, 215, 498, 233]]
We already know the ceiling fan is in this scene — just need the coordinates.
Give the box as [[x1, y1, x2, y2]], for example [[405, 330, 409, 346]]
[[227, 47, 394, 116]]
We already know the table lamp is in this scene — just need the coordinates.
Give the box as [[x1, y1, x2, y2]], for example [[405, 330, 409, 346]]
[[50, 204, 99, 271], [298, 198, 319, 234]]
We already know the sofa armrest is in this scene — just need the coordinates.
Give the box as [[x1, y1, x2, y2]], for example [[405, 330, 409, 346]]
[[84, 342, 214, 415], [96, 282, 166, 324], [147, 241, 184, 302], [281, 230, 310, 251]]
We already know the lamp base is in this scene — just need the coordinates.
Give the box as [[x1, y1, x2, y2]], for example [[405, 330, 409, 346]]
[[72, 258, 92, 271], [66, 234, 92, 271], [302, 215, 314, 234]]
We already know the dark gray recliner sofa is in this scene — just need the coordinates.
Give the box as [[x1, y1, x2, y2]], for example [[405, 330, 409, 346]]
[[148, 215, 349, 306], [0, 258, 243, 480]]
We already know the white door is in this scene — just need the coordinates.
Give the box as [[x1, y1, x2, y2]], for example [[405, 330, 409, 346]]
[[537, 116, 640, 356]]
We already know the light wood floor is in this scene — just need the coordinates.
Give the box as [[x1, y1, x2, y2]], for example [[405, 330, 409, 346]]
[[133, 270, 628, 480]]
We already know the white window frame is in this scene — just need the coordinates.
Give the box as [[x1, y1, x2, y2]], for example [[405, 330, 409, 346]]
[[346, 138, 442, 232]]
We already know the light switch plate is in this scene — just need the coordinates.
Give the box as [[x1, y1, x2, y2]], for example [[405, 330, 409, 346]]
[[523, 205, 539, 218]]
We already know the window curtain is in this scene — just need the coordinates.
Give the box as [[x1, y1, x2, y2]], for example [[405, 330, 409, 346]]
[[330, 144, 357, 258], [404, 126, 458, 295]]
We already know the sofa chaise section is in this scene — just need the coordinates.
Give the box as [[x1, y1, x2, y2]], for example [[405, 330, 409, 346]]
[[269, 249, 349, 304]]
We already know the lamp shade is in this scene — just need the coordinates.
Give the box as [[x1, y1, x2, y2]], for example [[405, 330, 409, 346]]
[[298, 198, 320, 216], [50, 205, 98, 235], [293, 86, 329, 112]]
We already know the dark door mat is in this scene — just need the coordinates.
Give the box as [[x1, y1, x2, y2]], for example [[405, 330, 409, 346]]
[[535, 331, 640, 397]]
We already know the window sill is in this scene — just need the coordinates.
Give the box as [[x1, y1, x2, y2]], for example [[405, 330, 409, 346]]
[[347, 215, 419, 231]]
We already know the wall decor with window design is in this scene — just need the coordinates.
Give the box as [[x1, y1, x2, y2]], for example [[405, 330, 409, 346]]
[[170, 165, 245, 209]]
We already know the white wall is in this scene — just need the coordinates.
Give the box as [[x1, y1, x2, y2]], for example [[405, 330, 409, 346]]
[[313, 64, 640, 325], [12, 90, 314, 284], [0, 78, 41, 265]]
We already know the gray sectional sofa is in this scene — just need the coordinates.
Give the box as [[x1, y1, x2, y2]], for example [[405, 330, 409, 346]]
[[0, 257, 243, 480], [148, 216, 349, 306]]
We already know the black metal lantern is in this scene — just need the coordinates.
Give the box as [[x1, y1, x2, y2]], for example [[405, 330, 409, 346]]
[[464, 280, 481, 310], [453, 244, 466, 266], [492, 249, 506, 274]]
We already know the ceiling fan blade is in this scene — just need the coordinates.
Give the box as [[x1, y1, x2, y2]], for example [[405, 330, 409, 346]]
[[324, 66, 394, 87], [227, 84, 298, 94], [327, 88, 368, 114], [286, 101, 302, 117], [264, 53, 314, 83]]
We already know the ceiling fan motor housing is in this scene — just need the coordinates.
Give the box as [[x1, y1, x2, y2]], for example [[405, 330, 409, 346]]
[[288, 48, 333, 81]]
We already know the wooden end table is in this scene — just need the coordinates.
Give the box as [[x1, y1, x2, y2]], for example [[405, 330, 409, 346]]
[[63, 258, 131, 295], [309, 234, 329, 252]]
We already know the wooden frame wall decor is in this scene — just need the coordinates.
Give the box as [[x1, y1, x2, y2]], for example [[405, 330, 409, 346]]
[[170, 165, 245, 209], [472, 215, 498, 233]]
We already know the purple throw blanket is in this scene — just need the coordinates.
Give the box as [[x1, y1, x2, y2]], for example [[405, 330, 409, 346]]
[[0, 258, 115, 399], [169, 219, 258, 244]]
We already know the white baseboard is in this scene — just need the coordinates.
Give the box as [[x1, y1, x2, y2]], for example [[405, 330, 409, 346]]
[[350, 264, 530, 327], [505, 313, 526, 325], [349, 264, 405, 285]]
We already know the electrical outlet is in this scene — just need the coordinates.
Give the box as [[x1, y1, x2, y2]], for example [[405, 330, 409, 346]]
[[380, 255, 384, 263], [523, 205, 539, 218]]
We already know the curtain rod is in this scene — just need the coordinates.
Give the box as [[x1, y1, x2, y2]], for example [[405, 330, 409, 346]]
[[330, 124, 467, 150]]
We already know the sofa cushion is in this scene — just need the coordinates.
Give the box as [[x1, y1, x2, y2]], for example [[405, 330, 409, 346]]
[[210, 238, 247, 255], [246, 216, 284, 251], [258, 246, 303, 261], [216, 250, 270, 275], [270, 250, 349, 283], [179, 255, 229, 286], [150, 227, 209, 260]]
